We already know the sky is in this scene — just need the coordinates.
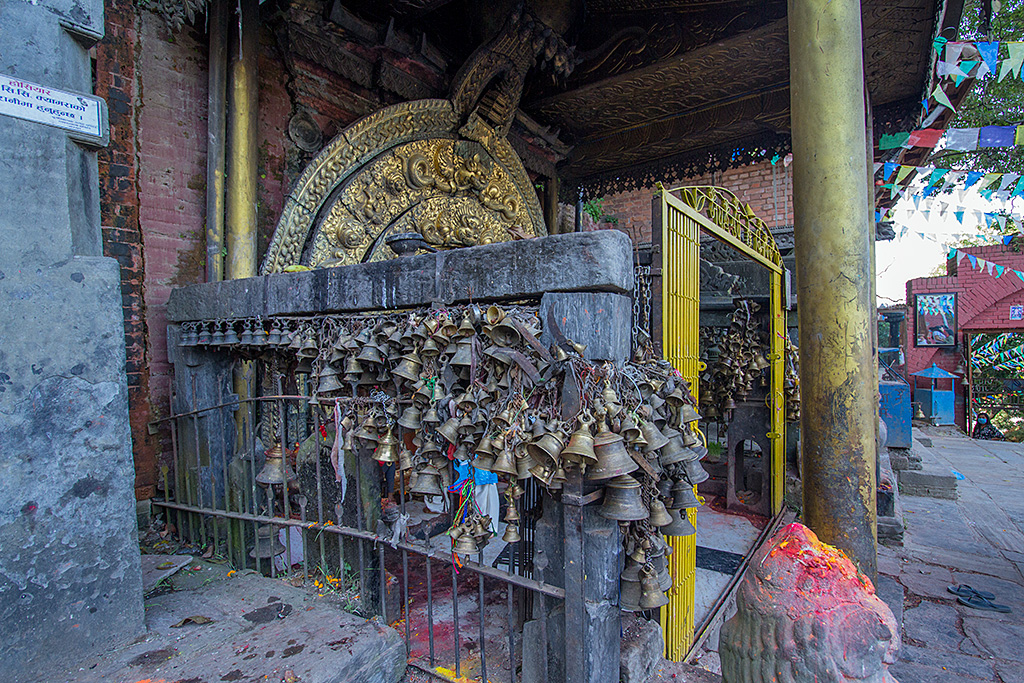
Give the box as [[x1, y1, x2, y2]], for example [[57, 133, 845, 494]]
[[874, 188, 1023, 305]]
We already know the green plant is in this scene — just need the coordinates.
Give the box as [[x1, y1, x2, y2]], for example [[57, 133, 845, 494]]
[[582, 198, 619, 225]]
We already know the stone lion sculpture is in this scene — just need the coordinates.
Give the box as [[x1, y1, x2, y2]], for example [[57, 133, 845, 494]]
[[720, 523, 899, 683]]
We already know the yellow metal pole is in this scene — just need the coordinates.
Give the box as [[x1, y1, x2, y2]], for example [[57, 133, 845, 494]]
[[227, 0, 259, 436], [789, 0, 878, 578]]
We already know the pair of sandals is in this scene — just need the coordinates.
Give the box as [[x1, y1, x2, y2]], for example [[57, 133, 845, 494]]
[[947, 584, 1012, 613]]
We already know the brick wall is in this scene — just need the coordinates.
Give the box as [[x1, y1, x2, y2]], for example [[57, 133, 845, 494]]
[[905, 242, 1024, 428], [589, 160, 795, 243]]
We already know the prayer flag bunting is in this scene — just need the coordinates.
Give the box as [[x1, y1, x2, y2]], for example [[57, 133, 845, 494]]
[[980, 125, 1017, 147]]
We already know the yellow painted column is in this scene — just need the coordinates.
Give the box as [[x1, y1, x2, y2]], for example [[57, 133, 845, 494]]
[[789, 0, 878, 579]]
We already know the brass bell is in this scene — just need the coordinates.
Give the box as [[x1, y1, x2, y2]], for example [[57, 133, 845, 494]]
[[561, 415, 597, 466], [619, 415, 641, 442], [502, 524, 521, 543], [393, 352, 422, 382], [662, 508, 696, 537], [658, 429, 689, 466], [601, 384, 622, 417], [397, 405, 422, 430], [343, 356, 364, 381], [913, 403, 927, 420], [490, 318, 521, 347], [510, 483, 525, 499], [649, 497, 673, 527], [256, 445, 297, 485], [474, 450, 496, 472], [680, 427, 699, 448], [656, 478, 673, 498], [237, 322, 252, 346], [421, 337, 441, 360], [316, 365, 344, 396], [678, 403, 700, 424], [515, 452, 533, 480], [638, 565, 669, 609], [411, 468, 444, 496], [639, 420, 670, 453], [669, 479, 700, 509], [456, 391, 477, 412], [587, 414, 638, 481], [490, 448, 518, 477], [681, 458, 709, 485], [599, 475, 648, 521], [485, 305, 505, 325], [687, 443, 708, 461], [224, 323, 240, 345], [552, 344, 569, 362], [527, 426, 565, 470], [356, 341, 383, 366], [249, 525, 286, 558], [453, 531, 479, 556], [456, 414, 478, 436], [722, 396, 736, 411], [421, 405, 441, 425], [476, 434, 496, 457], [492, 406, 513, 430], [450, 339, 473, 367], [374, 428, 399, 464], [397, 446, 414, 471], [452, 442, 470, 462], [619, 562, 642, 612], [504, 502, 520, 523], [457, 315, 476, 337], [353, 414, 379, 442], [437, 417, 461, 445], [298, 334, 319, 358], [210, 321, 226, 345]]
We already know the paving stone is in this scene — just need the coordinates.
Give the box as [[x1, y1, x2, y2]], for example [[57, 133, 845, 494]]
[[951, 572, 1024, 618], [901, 563, 954, 600], [897, 645, 996, 680], [877, 575, 905, 633], [995, 660, 1024, 683], [962, 618, 1024, 662], [878, 550, 903, 577], [904, 601, 967, 652], [890, 661, 994, 683]]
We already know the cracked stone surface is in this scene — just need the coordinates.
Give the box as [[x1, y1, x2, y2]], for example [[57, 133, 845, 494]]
[[879, 426, 1024, 683]]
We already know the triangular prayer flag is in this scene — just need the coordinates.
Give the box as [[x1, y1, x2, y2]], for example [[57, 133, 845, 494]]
[[932, 85, 956, 112], [998, 42, 1024, 82], [977, 42, 1000, 77], [979, 173, 1001, 191], [1000, 173, 1020, 190], [896, 165, 915, 183], [933, 36, 948, 55], [1016, 270, 1024, 284], [945, 42, 966, 64], [987, 261, 995, 275], [957, 211, 966, 225], [1012, 176, 1024, 198], [937, 60, 968, 79], [965, 171, 984, 189], [928, 168, 950, 186], [996, 265, 1005, 277], [884, 161, 897, 179], [956, 60, 979, 85], [1017, 124, 1024, 146]]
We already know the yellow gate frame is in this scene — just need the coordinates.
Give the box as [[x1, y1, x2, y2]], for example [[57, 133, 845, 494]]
[[656, 185, 786, 660]]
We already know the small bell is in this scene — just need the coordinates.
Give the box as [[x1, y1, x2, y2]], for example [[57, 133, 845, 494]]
[[669, 479, 700, 509], [598, 475, 648, 521], [316, 365, 344, 396], [619, 415, 641, 442], [437, 417, 461, 445], [355, 341, 383, 366], [453, 531, 479, 556], [374, 428, 399, 464], [648, 497, 673, 527], [601, 384, 622, 417], [237, 321, 253, 346], [510, 483, 525, 499], [397, 446, 414, 471], [210, 321, 226, 345], [223, 322, 240, 345], [638, 565, 669, 609], [639, 420, 671, 453], [485, 305, 505, 325], [561, 415, 597, 467], [587, 413, 638, 481], [489, 318, 521, 346], [298, 334, 319, 358], [421, 405, 441, 425], [526, 426, 566, 470], [490, 448, 518, 477], [353, 414, 379, 442], [343, 357, 364, 382], [450, 339, 473, 367], [502, 524, 521, 543], [658, 429, 689, 466], [249, 525, 286, 559], [397, 405, 422, 430], [504, 502, 520, 523], [196, 322, 213, 346], [457, 315, 476, 337], [678, 403, 700, 423], [662, 508, 696, 537], [515, 452, 533, 480], [421, 337, 441, 360], [619, 562, 643, 612], [681, 458, 710, 485]]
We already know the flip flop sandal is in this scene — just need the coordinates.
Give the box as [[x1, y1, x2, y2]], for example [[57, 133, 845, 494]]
[[948, 585, 996, 600], [957, 594, 1011, 613]]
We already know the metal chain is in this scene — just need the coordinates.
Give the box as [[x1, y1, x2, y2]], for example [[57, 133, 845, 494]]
[[632, 265, 652, 353]]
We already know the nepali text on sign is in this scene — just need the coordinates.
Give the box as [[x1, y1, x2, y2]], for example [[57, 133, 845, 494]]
[[0, 74, 104, 139]]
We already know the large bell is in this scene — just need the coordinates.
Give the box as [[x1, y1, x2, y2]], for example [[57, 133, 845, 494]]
[[638, 565, 669, 609], [411, 467, 444, 496], [639, 420, 670, 453], [393, 352, 422, 382], [526, 426, 565, 470], [355, 341, 383, 366], [256, 446, 297, 485], [649, 497, 673, 527], [561, 417, 597, 466], [662, 508, 696, 537], [669, 480, 700, 509], [678, 403, 701, 423], [298, 334, 319, 358], [598, 475, 648, 521], [249, 525, 286, 559], [316, 365, 344, 396], [489, 318, 521, 347], [502, 523, 521, 543], [681, 458, 709, 485], [587, 416, 638, 481], [397, 405, 422, 430], [353, 414, 379, 442], [658, 430, 689, 467], [374, 428, 399, 464], [343, 356, 363, 382], [450, 339, 473, 367]]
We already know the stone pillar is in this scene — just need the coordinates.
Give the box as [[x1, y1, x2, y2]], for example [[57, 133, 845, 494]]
[[789, 0, 878, 578], [0, 0, 143, 678]]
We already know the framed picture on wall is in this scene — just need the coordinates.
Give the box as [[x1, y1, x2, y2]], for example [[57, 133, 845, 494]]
[[915, 293, 957, 347]]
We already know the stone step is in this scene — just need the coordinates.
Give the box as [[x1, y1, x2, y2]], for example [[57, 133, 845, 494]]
[[897, 441, 958, 500], [63, 562, 406, 683]]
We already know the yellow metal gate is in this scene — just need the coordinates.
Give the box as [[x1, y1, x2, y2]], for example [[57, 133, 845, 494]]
[[655, 185, 785, 660]]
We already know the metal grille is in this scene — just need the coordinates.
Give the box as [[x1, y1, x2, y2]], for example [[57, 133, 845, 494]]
[[632, 264, 652, 353], [153, 369, 561, 683]]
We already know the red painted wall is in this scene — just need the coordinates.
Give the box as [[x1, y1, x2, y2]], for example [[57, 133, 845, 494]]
[[906, 242, 1024, 429]]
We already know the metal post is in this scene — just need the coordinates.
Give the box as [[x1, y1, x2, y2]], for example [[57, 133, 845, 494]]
[[789, 0, 878, 579], [205, 0, 228, 283], [545, 175, 559, 235]]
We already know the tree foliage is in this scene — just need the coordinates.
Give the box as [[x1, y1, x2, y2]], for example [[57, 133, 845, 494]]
[[936, 0, 1024, 175]]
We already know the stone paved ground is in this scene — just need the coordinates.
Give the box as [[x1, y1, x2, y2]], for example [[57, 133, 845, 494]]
[[884, 425, 1024, 683]]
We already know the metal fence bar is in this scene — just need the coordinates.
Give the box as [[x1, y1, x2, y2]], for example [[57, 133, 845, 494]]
[[426, 555, 436, 665], [452, 562, 461, 677]]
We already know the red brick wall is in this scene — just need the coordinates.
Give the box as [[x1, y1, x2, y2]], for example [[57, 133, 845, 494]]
[[906, 242, 1024, 429], [589, 160, 795, 243]]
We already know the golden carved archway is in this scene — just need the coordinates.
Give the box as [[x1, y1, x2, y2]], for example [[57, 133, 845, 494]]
[[261, 99, 546, 274]]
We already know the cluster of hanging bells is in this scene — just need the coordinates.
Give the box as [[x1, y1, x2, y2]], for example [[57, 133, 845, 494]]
[[783, 335, 800, 422], [179, 318, 305, 352], [698, 299, 770, 421], [450, 515, 494, 556]]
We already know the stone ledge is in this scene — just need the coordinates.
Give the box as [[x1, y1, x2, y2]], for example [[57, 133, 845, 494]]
[[168, 230, 634, 322]]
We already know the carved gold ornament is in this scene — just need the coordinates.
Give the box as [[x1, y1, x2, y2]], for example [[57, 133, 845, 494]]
[[261, 100, 545, 273]]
